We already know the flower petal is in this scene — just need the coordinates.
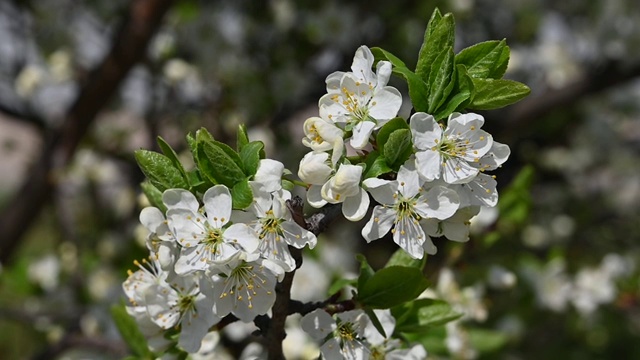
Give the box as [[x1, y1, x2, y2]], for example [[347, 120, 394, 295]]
[[203, 185, 232, 228], [342, 188, 370, 222], [163, 189, 199, 212], [361, 206, 396, 242]]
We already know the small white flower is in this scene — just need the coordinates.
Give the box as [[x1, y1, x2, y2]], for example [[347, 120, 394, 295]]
[[145, 274, 220, 353], [301, 309, 371, 360], [319, 46, 402, 150], [244, 189, 317, 272], [298, 151, 334, 186], [302, 116, 344, 151], [362, 164, 459, 258], [320, 163, 370, 221], [202, 252, 278, 322], [139, 207, 178, 270], [164, 187, 259, 275], [411, 112, 493, 184]]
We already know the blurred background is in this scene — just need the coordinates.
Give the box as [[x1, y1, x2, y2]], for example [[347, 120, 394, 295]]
[[1, 0, 639, 359]]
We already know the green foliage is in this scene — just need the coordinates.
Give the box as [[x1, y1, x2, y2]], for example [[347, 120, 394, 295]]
[[392, 298, 463, 333], [363, 151, 393, 179], [385, 248, 426, 269], [134, 150, 188, 191], [140, 181, 166, 212], [236, 123, 250, 151], [111, 304, 154, 359], [196, 140, 246, 188], [455, 40, 510, 79], [357, 266, 430, 309], [230, 179, 254, 209], [468, 78, 531, 110], [156, 136, 189, 186], [239, 141, 265, 176], [383, 129, 413, 170]]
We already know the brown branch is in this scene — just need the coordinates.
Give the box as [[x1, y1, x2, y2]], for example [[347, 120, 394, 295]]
[[0, 0, 175, 264]]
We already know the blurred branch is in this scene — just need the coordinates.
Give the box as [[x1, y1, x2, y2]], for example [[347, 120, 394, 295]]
[[0, 0, 175, 264], [0, 103, 47, 130], [505, 60, 640, 127]]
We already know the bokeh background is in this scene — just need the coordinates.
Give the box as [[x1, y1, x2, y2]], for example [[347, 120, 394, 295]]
[[1, 0, 639, 359]]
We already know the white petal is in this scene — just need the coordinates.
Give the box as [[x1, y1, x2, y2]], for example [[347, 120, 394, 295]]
[[307, 185, 327, 208], [396, 164, 421, 198], [301, 308, 336, 340], [362, 178, 397, 205], [393, 216, 426, 259], [325, 71, 344, 92], [281, 221, 317, 249], [369, 87, 402, 120], [441, 157, 478, 184], [477, 140, 510, 171], [418, 185, 460, 220], [375, 60, 392, 86], [415, 150, 442, 181], [298, 151, 332, 185], [166, 208, 206, 248], [253, 159, 284, 192], [140, 207, 165, 232], [163, 189, 199, 212], [361, 206, 396, 242], [351, 46, 376, 84], [350, 120, 377, 149], [224, 223, 260, 253], [410, 112, 441, 150], [422, 236, 438, 255], [342, 188, 370, 222], [203, 185, 232, 228]]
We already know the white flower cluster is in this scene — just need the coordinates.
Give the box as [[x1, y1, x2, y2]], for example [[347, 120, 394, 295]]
[[298, 46, 510, 259], [301, 308, 427, 360], [123, 159, 317, 353]]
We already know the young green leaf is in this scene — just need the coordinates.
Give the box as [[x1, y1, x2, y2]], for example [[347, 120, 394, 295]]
[[111, 304, 154, 359], [358, 266, 430, 309], [383, 129, 413, 170], [392, 298, 463, 333], [186, 132, 197, 156], [364, 307, 387, 338], [237, 124, 250, 151], [356, 254, 375, 292], [328, 277, 358, 296], [363, 151, 393, 179], [231, 178, 253, 209], [156, 136, 189, 185], [376, 117, 409, 155], [240, 141, 265, 177], [371, 47, 430, 112], [385, 248, 427, 269], [134, 150, 188, 191], [416, 12, 455, 83], [456, 39, 510, 79], [195, 127, 215, 144], [468, 78, 531, 110], [434, 64, 475, 120], [197, 141, 246, 188], [140, 181, 166, 213], [427, 47, 455, 113]]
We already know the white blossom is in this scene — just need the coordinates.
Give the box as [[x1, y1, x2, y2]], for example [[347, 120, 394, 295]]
[[319, 46, 402, 149], [362, 164, 459, 258], [364, 309, 427, 360], [302, 116, 344, 151], [411, 112, 493, 184], [301, 309, 371, 360], [164, 187, 259, 275]]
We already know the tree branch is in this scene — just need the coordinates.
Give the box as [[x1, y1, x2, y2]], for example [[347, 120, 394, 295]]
[[0, 0, 175, 264]]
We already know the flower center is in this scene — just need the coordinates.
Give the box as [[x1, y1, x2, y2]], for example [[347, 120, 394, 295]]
[[177, 294, 196, 314], [259, 210, 283, 241], [337, 321, 357, 343]]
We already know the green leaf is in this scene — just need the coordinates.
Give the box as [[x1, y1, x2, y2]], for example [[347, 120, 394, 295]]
[[393, 298, 463, 333], [371, 47, 430, 112], [363, 151, 393, 179], [416, 12, 455, 83], [328, 277, 357, 296], [383, 129, 413, 170], [237, 124, 250, 151], [230, 178, 253, 209], [135, 150, 188, 191], [186, 132, 197, 156], [281, 178, 294, 192], [434, 64, 474, 120], [140, 181, 166, 212], [195, 127, 215, 144], [385, 248, 426, 269], [456, 39, 510, 79], [156, 136, 189, 186], [376, 117, 409, 155], [196, 141, 246, 188], [468, 78, 531, 110], [111, 304, 154, 358], [356, 254, 375, 292], [358, 266, 429, 309], [468, 328, 509, 353], [240, 141, 264, 176], [427, 47, 455, 113]]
